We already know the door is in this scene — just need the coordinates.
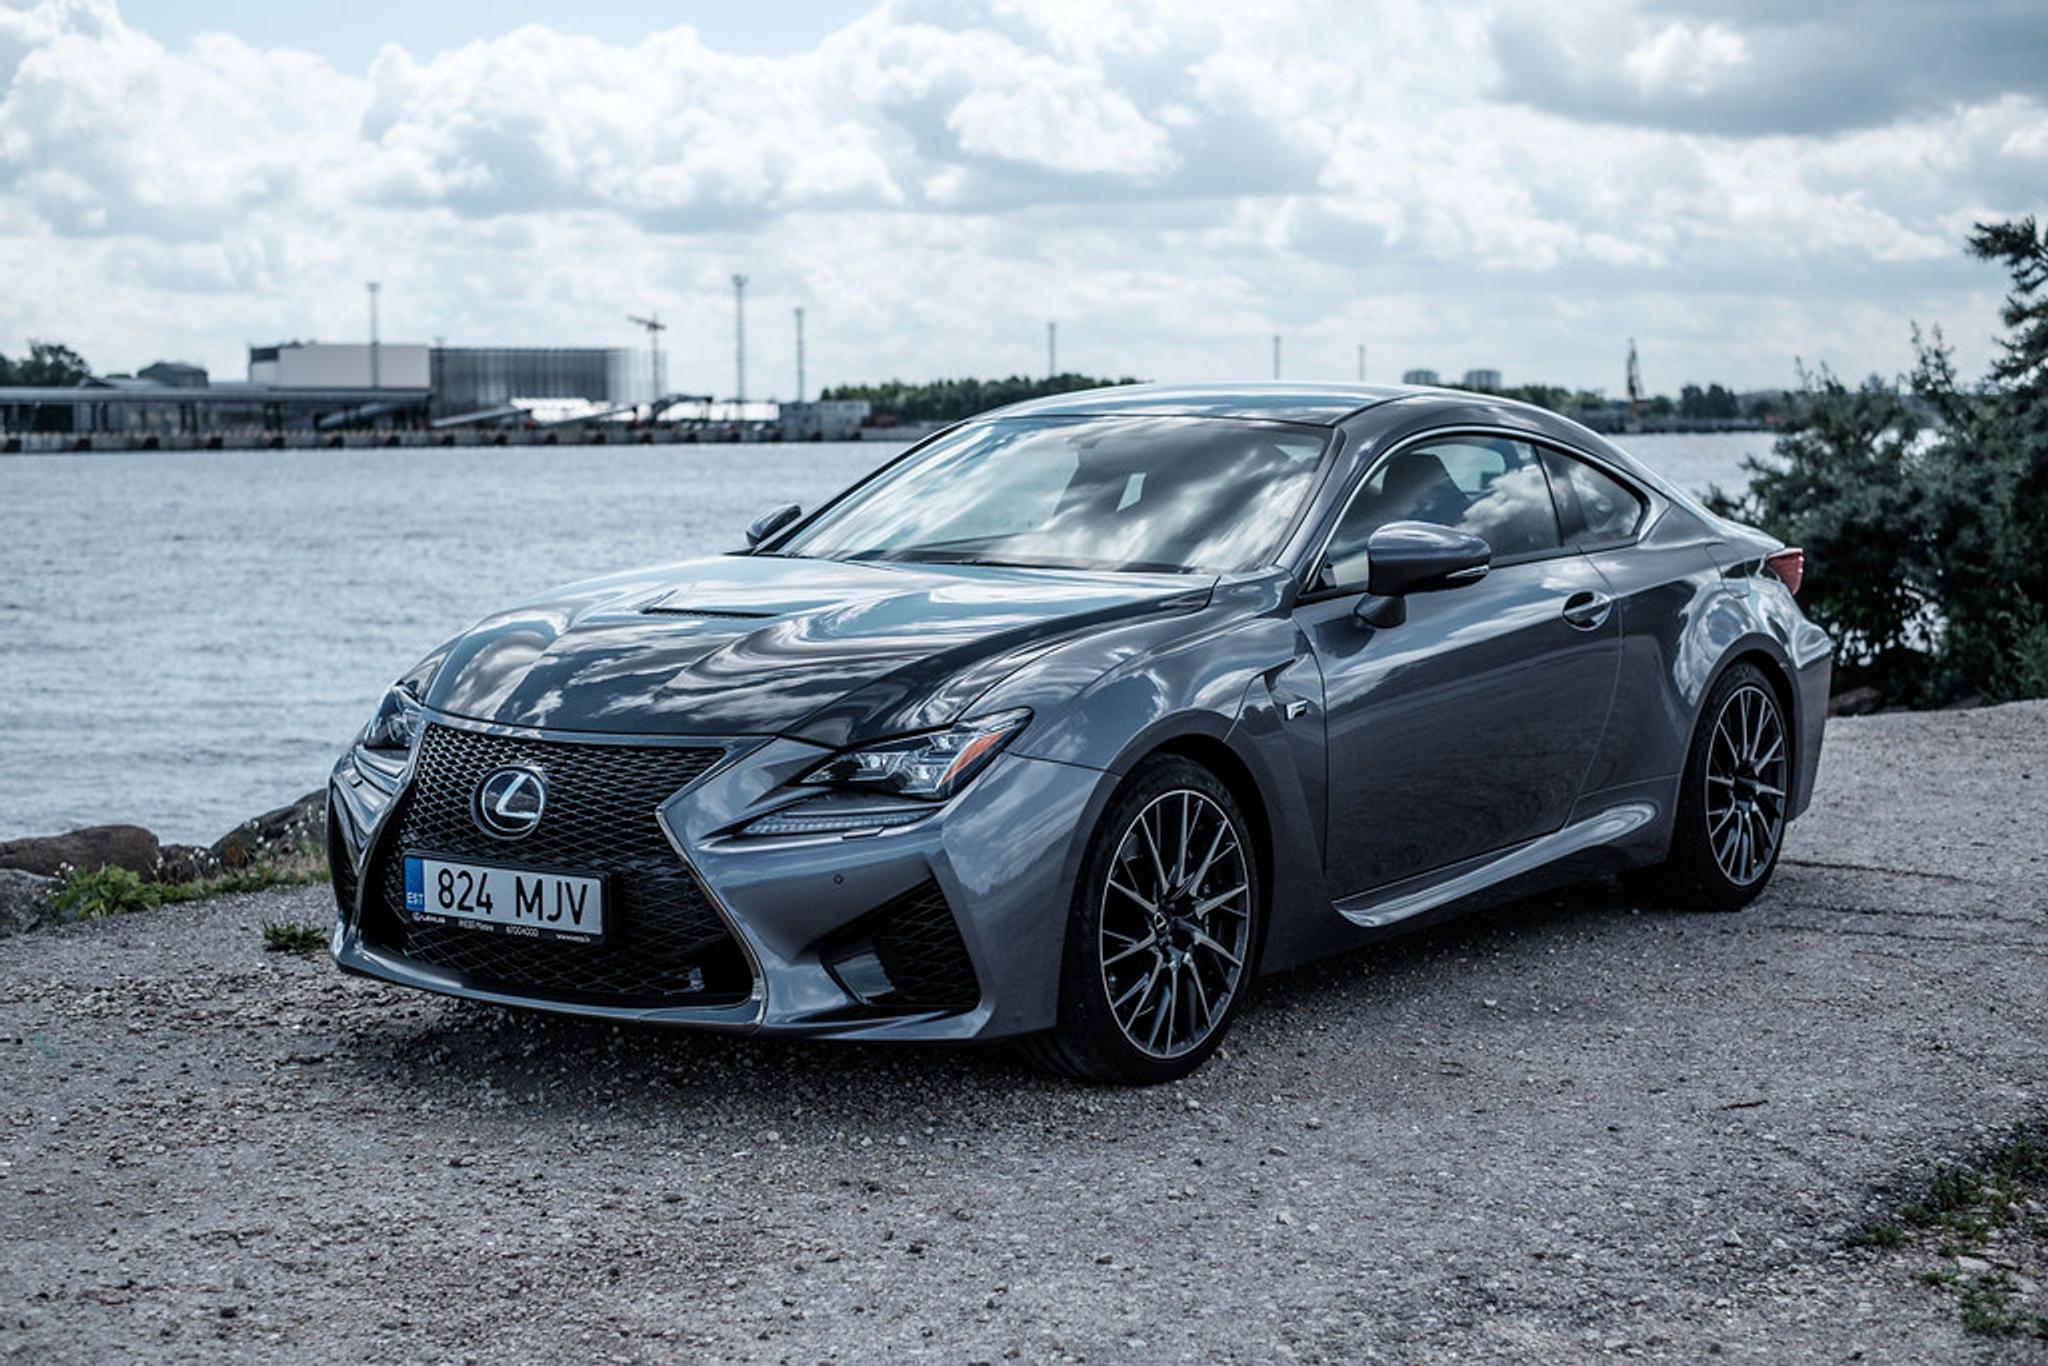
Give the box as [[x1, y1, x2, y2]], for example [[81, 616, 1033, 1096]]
[[1296, 435, 1621, 897]]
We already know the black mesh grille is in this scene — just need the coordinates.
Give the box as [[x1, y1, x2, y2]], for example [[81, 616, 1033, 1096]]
[[360, 724, 752, 1007], [829, 879, 980, 1012]]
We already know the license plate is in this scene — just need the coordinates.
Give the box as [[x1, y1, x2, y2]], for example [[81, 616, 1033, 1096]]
[[403, 855, 605, 942]]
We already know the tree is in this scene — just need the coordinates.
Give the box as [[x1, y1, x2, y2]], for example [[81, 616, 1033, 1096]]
[[1711, 219, 2048, 705], [1967, 218, 2048, 590], [1708, 369, 1931, 694], [0, 340, 93, 386], [821, 373, 1141, 424]]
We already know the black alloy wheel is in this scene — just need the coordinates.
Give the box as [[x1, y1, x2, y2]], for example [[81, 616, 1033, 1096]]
[[1630, 660, 1792, 912], [1026, 755, 1261, 1084]]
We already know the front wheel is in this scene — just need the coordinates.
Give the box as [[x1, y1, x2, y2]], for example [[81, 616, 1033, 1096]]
[[1631, 661, 1792, 912], [1024, 756, 1261, 1085]]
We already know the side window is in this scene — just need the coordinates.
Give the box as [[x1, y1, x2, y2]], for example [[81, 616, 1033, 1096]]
[[1322, 437, 1563, 585], [1544, 450, 1646, 545]]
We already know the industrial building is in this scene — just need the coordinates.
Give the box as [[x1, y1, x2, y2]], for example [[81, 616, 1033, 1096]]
[[1401, 368, 1440, 385], [1461, 368, 1502, 390], [777, 400, 871, 441], [249, 341, 640, 419], [0, 340, 646, 445], [431, 346, 638, 419], [0, 338, 850, 448], [248, 341, 431, 390], [0, 374, 430, 444]]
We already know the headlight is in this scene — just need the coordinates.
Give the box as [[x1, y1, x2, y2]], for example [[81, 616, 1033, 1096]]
[[739, 794, 937, 839], [359, 682, 424, 755], [798, 709, 1030, 801]]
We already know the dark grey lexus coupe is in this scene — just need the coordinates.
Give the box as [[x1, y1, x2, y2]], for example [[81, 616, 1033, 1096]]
[[327, 383, 1831, 1083]]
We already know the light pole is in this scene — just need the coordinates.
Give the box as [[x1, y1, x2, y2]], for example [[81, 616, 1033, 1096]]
[[1047, 320, 1057, 379], [1272, 334, 1281, 381], [367, 281, 381, 388], [732, 274, 750, 409], [794, 306, 806, 403]]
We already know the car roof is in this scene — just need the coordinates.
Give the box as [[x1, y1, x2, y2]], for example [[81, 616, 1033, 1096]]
[[981, 382, 1706, 513], [992, 382, 1414, 426]]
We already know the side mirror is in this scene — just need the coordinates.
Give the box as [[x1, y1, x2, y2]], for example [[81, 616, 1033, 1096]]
[[745, 503, 802, 548], [1350, 521, 1491, 628]]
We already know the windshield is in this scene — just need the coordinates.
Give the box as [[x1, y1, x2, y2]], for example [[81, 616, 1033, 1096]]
[[776, 415, 1331, 574]]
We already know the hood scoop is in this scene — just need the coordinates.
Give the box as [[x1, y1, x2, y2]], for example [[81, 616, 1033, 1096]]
[[638, 585, 779, 619], [640, 603, 776, 620]]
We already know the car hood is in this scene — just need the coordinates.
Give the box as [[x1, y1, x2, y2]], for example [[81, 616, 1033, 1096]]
[[419, 553, 1212, 746]]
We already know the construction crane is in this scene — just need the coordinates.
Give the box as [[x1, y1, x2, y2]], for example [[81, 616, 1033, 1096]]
[[627, 312, 666, 417], [1626, 337, 1643, 419]]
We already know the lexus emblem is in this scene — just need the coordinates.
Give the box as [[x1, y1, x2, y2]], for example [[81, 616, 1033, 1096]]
[[474, 767, 547, 840]]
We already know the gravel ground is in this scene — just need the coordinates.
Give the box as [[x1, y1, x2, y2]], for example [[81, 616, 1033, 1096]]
[[2, 703, 2045, 1363]]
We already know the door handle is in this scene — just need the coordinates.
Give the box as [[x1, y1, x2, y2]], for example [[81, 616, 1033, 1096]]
[[1561, 591, 1613, 631]]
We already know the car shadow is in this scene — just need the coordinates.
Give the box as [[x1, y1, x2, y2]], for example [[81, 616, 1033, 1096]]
[[327, 875, 1656, 1127]]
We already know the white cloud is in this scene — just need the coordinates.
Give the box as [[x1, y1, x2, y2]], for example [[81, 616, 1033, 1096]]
[[1624, 21, 1750, 98], [0, 0, 2040, 393]]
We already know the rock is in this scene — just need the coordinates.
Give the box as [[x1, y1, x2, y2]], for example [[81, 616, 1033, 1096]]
[[1828, 686, 1883, 717], [1954, 1254, 1991, 1275], [0, 824, 160, 879], [210, 790, 325, 870], [155, 844, 219, 885], [0, 868, 58, 937]]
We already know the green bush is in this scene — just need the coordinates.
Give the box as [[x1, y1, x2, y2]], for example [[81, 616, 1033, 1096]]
[[50, 859, 329, 921], [50, 865, 161, 920], [1710, 217, 2048, 707]]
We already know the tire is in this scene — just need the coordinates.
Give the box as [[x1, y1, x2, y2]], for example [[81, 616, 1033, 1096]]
[[1023, 755, 1262, 1085], [1629, 661, 1792, 912]]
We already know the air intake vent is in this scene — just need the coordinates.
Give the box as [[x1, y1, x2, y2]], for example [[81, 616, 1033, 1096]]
[[328, 806, 358, 924], [822, 879, 980, 1013]]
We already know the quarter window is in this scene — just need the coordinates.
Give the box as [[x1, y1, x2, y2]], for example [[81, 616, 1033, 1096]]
[[1322, 437, 1564, 585], [1545, 450, 1646, 544]]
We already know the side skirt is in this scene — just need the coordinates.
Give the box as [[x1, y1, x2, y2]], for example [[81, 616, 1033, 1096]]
[[1332, 802, 1658, 930]]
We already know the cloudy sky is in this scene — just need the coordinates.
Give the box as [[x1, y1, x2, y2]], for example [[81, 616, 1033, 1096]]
[[1, 0, 2043, 398]]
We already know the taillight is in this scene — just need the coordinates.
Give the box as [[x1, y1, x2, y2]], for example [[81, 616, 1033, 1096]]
[[1765, 547, 1804, 595]]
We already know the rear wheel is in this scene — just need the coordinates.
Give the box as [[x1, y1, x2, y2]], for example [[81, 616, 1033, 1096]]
[[1631, 661, 1791, 912], [1024, 756, 1260, 1085]]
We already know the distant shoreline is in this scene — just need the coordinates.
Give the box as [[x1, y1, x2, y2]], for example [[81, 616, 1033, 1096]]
[[1, 418, 1777, 456], [0, 427, 936, 455]]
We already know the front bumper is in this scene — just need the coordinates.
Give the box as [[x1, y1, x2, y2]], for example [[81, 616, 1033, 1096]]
[[328, 713, 1105, 1041]]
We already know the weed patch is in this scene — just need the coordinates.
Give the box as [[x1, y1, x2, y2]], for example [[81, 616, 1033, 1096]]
[[52, 859, 328, 922], [1854, 1123, 2048, 1342], [261, 921, 328, 954]]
